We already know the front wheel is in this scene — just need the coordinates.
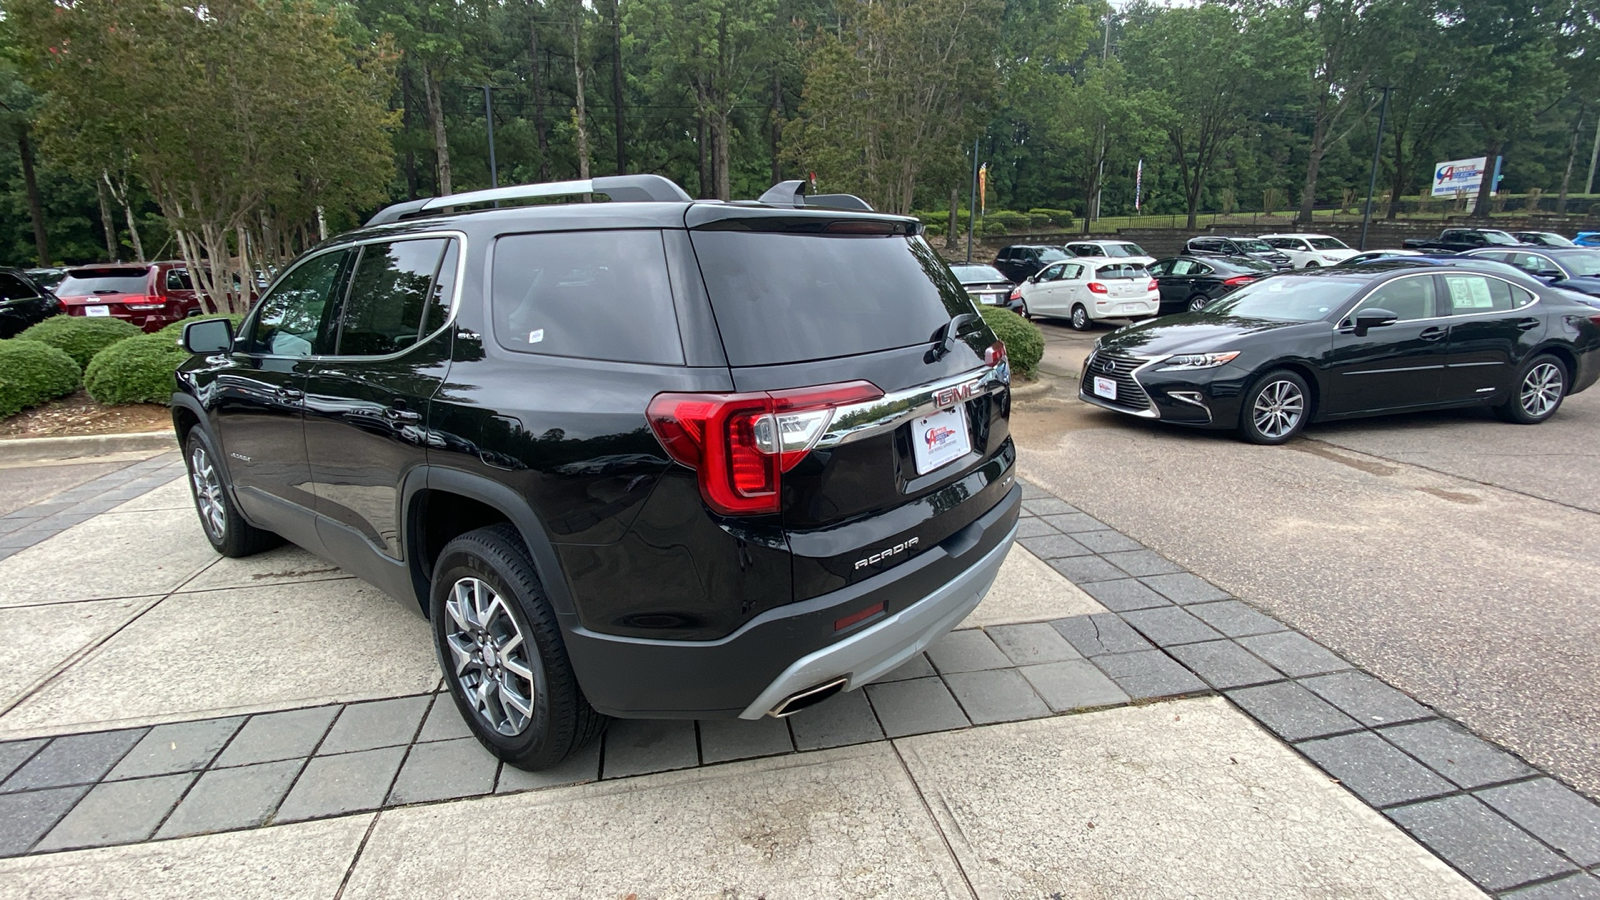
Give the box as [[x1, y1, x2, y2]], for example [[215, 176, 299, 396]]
[[1304, 261, 1320, 269], [184, 430, 280, 557], [1070, 305, 1091, 330], [1495, 354, 1567, 424], [1239, 370, 1310, 444], [431, 524, 605, 770]]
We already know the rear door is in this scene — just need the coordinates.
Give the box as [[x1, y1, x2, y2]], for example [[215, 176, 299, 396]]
[[1438, 272, 1542, 403], [687, 210, 1015, 604], [303, 236, 460, 560]]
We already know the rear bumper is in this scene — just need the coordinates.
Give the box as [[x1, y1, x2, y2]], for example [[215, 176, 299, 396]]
[[564, 481, 1022, 719]]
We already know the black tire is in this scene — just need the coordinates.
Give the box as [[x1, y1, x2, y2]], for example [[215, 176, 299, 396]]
[[1494, 354, 1567, 424], [431, 524, 605, 770], [1070, 304, 1091, 330], [1304, 261, 1320, 268], [1238, 369, 1311, 445], [183, 430, 280, 557], [1187, 294, 1210, 312]]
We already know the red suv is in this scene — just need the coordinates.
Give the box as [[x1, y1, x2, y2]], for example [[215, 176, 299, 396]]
[[55, 262, 201, 332]]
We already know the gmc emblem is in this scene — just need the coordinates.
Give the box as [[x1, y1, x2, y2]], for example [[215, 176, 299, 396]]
[[934, 380, 980, 409]]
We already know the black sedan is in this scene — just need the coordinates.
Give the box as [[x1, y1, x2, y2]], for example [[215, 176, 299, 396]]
[[1078, 261, 1600, 444], [1148, 255, 1276, 314], [950, 263, 1026, 315], [0, 268, 61, 338], [1461, 248, 1600, 302]]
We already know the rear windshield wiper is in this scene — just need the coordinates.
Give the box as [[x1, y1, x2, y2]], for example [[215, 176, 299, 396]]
[[926, 312, 978, 363]]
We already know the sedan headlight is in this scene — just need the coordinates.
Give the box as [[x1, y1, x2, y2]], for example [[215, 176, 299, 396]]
[[1159, 351, 1240, 370]]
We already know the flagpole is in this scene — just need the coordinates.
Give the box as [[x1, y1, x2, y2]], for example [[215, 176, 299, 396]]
[[966, 137, 978, 263]]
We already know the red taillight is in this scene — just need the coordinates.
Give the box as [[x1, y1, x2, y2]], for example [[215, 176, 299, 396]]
[[1147, 279, 1159, 292], [985, 341, 1007, 367], [1008, 286, 1022, 301], [1222, 275, 1255, 287], [647, 380, 884, 515], [1087, 282, 1109, 294]]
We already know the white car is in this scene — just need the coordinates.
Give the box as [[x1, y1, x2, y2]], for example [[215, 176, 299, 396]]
[[1064, 239, 1156, 267], [1259, 233, 1358, 268], [1018, 258, 1159, 330]]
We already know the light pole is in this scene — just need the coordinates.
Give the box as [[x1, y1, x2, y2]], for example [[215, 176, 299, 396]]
[[1359, 85, 1392, 252], [473, 85, 501, 190]]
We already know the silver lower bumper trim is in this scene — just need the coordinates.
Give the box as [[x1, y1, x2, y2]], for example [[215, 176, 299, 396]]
[[737, 522, 1019, 719]]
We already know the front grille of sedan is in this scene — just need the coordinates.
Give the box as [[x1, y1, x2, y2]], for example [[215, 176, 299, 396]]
[[1083, 351, 1153, 412]]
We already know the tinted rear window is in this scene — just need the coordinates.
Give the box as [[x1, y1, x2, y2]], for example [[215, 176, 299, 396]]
[[57, 269, 150, 295], [691, 232, 969, 366], [491, 230, 683, 365]]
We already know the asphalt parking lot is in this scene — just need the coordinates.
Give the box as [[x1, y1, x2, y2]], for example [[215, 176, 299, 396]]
[[1021, 316, 1600, 803]]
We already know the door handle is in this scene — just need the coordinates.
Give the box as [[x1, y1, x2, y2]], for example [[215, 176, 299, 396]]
[[1419, 327, 1446, 342], [384, 405, 422, 424], [1516, 318, 1539, 331], [276, 387, 304, 402]]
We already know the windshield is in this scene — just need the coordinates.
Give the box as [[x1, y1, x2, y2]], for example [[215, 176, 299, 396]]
[[1089, 243, 1147, 258], [1308, 238, 1349, 250], [1531, 234, 1577, 247], [951, 265, 1005, 282], [56, 269, 150, 295], [1482, 231, 1518, 246], [1038, 248, 1069, 263], [1201, 276, 1363, 321], [1225, 257, 1277, 273], [1561, 253, 1600, 277], [1236, 239, 1275, 253]]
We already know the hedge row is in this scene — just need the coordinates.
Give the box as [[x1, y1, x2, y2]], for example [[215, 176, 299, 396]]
[[979, 306, 1044, 380]]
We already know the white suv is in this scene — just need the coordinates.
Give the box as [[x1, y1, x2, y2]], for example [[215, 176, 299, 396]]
[[1018, 258, 1159, 330], [1258, 233, 1357, 268], [1064, 240, 1156, 267]]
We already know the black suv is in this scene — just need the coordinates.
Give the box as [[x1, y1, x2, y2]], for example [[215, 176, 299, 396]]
[[1184, 236, 1293, 270], [0, 268, 61, 338], [173, 175, 1021, 770], [994, 244, 1071, 283]]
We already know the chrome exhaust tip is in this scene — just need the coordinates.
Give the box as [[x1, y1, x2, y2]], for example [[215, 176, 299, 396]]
[[767, 677, 848, 718]]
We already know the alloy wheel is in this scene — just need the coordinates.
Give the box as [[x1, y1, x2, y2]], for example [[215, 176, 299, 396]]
[[189, 445, 226, 540], [1072, 307, 1088, 329], [1519, 362, 1563, 418], [1252, 379, 1304, 439], [445, 577, 536, 736], [1188, 296, 1208, 312]]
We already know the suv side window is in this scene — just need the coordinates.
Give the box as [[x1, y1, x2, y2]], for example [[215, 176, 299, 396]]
[[492, 230, 683, 365], [166, 269, 194, 291], [247, 250, 347, 357], [997, 248, 1013, 262], [334, 238, 455, 356]]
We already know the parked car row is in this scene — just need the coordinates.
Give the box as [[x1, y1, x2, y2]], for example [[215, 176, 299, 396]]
[[0, 260, 213, 337]]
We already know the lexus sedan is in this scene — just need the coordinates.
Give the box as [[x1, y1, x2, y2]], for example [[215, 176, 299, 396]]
[[1078, 261, 1600, 444]]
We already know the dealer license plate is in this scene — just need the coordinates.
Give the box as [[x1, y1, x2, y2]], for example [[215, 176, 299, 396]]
[[911, 405, 972, 475], [85, 306, 111, 317], [1093, 376, 1118, 400]]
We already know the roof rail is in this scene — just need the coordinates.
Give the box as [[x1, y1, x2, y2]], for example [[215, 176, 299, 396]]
[[756, 179, 874, 212], [364, 174, 694, 227]]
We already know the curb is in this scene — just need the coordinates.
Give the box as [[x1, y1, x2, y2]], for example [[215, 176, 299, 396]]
[[1009, 377, 1055, 401], [0, 431, 177, 464]]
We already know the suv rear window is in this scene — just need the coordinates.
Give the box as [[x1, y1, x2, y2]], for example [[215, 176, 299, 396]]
[[691, 231, 970, 366], [57, 269, 150, 295], [491, 230, 683, 365]]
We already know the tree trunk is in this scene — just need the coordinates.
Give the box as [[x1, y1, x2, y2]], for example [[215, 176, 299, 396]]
[[1298, 122, 1328, 225], [770, 70, 783, 186], [696, 93, 711, 199], [17, 126, 50, 267], [611, 0, 625, 176], [1471, 140, 1500, 218], [401, 67, 420, 199], [125, 201, 145, 263], [712, 108, 730, 201], [422, 65, 453, 196], [96, 175, 118, 261], [1386, 138, 1407, 220], [1557, 109, 1582, 216], [572, 13, 590, 181], [530, 22, 549, 181], [946, 186, 959, 250]]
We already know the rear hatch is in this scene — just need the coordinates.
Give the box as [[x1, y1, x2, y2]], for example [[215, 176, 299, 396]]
[[682, 206, 1015, 603], [55, 267, 153, 318], [1093, 262, 1151, 299]]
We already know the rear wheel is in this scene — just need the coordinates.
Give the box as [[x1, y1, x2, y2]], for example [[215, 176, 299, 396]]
[[184, 430, 280, 557], [1238, 369, 1310, 444], [1495, 354, 1567, 424], [1187, 294, 1210, 312], [431, 524, 605, 770], [1304, 261, 1320, 268], [1070, 304, 1090, 330]]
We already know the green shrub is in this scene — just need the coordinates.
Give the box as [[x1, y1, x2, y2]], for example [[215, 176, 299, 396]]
[[979, 306, 1045, 380], [985, 210, 1030, 230], [1028, 208, 1075, 229], [83, 331, 188, 405], [16, 316, 141, 369], [981, 219, 1010, 236], [923, 222, 945, 236], [158, 313, 246, 337], [0, 340, 82, 418]]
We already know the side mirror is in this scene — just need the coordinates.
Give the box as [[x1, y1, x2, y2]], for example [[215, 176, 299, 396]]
[[182, 318, 233, 354], [1352, 308, 1398, 336], [1028, 274, 1039, 283]]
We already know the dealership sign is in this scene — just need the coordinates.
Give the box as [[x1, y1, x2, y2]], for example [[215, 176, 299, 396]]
[[1432, 156, 1500, 198]]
